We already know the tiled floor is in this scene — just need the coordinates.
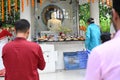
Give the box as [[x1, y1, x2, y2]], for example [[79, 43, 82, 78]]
[[0, 69, 86, 80]]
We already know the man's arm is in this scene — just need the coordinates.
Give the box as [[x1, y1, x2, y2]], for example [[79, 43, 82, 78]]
[[37, 46, 46, 70], [85, 26, 90, 50], [85, 49, 102, 80]]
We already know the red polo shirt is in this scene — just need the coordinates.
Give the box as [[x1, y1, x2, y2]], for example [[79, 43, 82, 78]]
[[2, 37, 46, 80]]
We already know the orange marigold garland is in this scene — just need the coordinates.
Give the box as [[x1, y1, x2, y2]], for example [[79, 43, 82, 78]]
[[88, 0, 90, 3], [8, 0, 11, 15], [27, 0, 29, 6], [22, 0, 24, 12], [32, 0, 35, 7], [102, 0, 104, 3], [79, 26, 86, 31], [15, 0, 18, 12], [1, 0, 4, 21], [40, 0, 42, 6], [109, 0, 112, 7], [106, 0, 110, 6], [92, 0, 94, 3]]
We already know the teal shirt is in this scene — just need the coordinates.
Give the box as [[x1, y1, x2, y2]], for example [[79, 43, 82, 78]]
[[85, 23, 101, 51]]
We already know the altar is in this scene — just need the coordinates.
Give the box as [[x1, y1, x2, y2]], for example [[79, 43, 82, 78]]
[[38, 40, 85, 73]]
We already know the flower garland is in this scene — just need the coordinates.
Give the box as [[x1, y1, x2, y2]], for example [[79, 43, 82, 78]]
[[102, 0, 104, 3], [8, 0, 11, 15], [15, 0, 18, 12], [32, 0, 35, 7], [106, 0, 110, 6], [1, 0, 112, 22], [88, 0, 90, 3], [109, 0, 112, 7], [22, 0, 24, 12], [1, 0, 4, 21], [92, 0, 94, 3], [27, 0, 29, 6], [40, 0, 42, 6], [87, 0, 111, 6]]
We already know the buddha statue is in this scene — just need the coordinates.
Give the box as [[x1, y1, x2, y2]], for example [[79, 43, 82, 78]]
[[47, 12, 61, 31]]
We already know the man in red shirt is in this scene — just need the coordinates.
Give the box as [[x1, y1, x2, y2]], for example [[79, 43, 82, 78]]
[[0, 21, 12, 77], [2, 19, 46, 80]]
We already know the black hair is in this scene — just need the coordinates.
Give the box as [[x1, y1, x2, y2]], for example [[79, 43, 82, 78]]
[[113, 0, 120, 17], [0, 21, 2, 28], [14, 19, 30, 33], [101, 32, 111, 43], [87, 18, 94, 24]]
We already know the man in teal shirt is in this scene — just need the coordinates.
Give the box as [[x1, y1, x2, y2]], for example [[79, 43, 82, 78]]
[[85, 18, 101, 51]]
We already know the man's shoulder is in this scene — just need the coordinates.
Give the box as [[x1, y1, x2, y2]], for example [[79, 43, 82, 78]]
[[3, 41, 13, 49], [93, 39, 118, 54], [4, 40, 39, 48], [26, 41, 40, 47]]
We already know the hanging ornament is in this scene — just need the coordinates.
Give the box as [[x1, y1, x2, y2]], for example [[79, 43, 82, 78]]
[[1, 0, 4, 21], [27, 0, 29, 6], [32, 0, 35, 7], [22, 0, 24, 12], [15, 0, 18, 12], [8, 0, 11, 14]]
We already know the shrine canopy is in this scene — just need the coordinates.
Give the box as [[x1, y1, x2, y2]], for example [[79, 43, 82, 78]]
[[0, 0, 112, 22]]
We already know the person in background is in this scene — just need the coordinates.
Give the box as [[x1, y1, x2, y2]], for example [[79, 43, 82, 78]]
[[85, 0, 120, 80], [2, 19, 46, 80], [101, 32, 111, 43], [0, 21, 12, 77], [85, 18, 101, 51], [8, 27, 16, 41]]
